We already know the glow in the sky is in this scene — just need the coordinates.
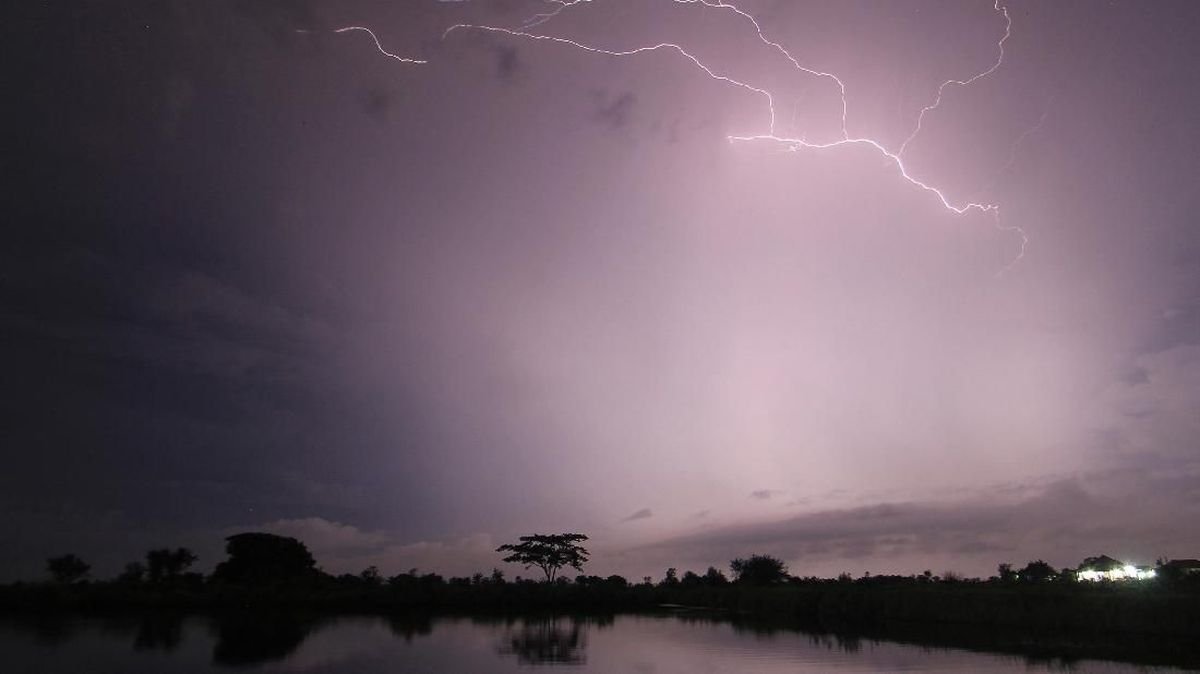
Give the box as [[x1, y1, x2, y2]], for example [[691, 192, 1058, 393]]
[[11, 0, 1200, 587], [484, 1, 1025, 269], [321, 0, 1041, 269], [337, 0, 1030, 268]]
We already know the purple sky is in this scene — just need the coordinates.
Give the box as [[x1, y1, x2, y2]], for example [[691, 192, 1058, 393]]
[[4, 0, 1200, 582]]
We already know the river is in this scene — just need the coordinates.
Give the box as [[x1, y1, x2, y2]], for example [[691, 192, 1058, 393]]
[[1, 612, 1189, 672]]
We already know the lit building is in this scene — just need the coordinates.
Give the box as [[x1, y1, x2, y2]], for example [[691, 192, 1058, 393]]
[[1075, 565, 1155, 582], [1073, 555, 1156, 582]]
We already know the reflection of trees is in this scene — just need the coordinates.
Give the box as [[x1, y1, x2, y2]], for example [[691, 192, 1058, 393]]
[[210, 612, 316, 667], [133, 614, 183, 652], [498, 617, 586, 665], [585, 614, 614, 630], [387, 614, 433, 642], [3, 613, 186, 653], [836, 633, 862, 654], [714, 615, 873, 655], [23, 615, 79, 646]]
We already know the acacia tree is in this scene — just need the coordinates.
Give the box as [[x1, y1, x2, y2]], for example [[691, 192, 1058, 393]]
[[497, 533, 589, 582]]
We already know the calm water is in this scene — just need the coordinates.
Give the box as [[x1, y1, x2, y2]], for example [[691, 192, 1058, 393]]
[[0, 613, 1187, 673]]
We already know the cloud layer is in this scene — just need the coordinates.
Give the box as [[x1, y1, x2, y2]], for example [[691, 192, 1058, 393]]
[[2, 0, 1199, 581]]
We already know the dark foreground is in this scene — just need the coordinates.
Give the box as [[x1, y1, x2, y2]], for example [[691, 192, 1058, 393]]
[[2, 610, 1197, 672], [3, 580, 1200, 670], [4, 578, 1199, 637]]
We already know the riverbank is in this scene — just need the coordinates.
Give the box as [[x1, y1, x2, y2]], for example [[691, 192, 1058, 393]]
[[684, 582, 1200, 638], [3, 578, 1198, 639]]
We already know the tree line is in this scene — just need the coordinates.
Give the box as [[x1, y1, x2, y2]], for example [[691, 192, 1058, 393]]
[[40, 533, 787, 588], [33, 531, 1199, 592], [11, 532, 1199, 644]]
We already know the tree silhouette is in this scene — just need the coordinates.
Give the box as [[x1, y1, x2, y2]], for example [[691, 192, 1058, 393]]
[[212, 533, 317, 584], [117, 561, 147, 583], [997, 562, 1017, 583], [1078, 555, 1123, 573], [360, 565, 382, 585], [703, 566, 729, 586], [46, 554, 90, 583], [730, 554, 789, 586], [496, 533, 589, 582], [1019, 559, 1057, 583], [146, 547, 198, 582]]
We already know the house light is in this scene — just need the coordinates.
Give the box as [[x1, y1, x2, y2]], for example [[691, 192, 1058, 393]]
[[1077, 563, 1156, 582]]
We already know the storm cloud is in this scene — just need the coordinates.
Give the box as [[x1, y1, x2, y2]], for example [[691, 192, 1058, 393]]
[[3, 0, 1199, 582]]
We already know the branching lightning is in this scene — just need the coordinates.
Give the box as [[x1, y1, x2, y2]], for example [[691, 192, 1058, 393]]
[[898, 2, 1011, 158], [522, 0, 594, 29], [670, 0, 850, 139], [441, 23, 777, 130], [337, 0, 1035, 271], [984, 105, 1051, 194]]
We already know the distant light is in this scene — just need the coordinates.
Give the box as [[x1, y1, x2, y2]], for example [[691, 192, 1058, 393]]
[[1077, 563, 1156, 582]]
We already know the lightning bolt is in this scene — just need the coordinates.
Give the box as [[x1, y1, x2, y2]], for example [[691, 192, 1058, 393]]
[[668, 0, 850, 139], [342, 1, 1032, 271], [332, 26, 428, 65], [898, 1, 1011, 159], [984, 105, 1052, 195], [522, 0, 594, 29], [441, 23, 778, 131]]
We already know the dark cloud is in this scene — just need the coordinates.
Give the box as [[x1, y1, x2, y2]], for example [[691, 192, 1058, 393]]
[[493, 45, 522, 81], [593, 91, 636, 129], [621, 508, 653, 523], [361, 87, 397, 120], [750, 489, 779, 501], [636, 468, 1200, 577]]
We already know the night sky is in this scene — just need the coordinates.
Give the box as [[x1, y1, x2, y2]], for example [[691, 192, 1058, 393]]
[[4, 0, 1200, 582]]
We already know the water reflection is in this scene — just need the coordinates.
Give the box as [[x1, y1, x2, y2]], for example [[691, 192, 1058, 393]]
[[133, 613, 183, 652], [386, 613, 433, 642], [209, 612, 316, 666], [497, 616, 587, 665], [0, 611, 1195, 671], [20, 614, 74, 646]]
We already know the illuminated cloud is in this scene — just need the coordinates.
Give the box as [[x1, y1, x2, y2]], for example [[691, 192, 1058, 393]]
[[2, 1, 1199, 582]]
